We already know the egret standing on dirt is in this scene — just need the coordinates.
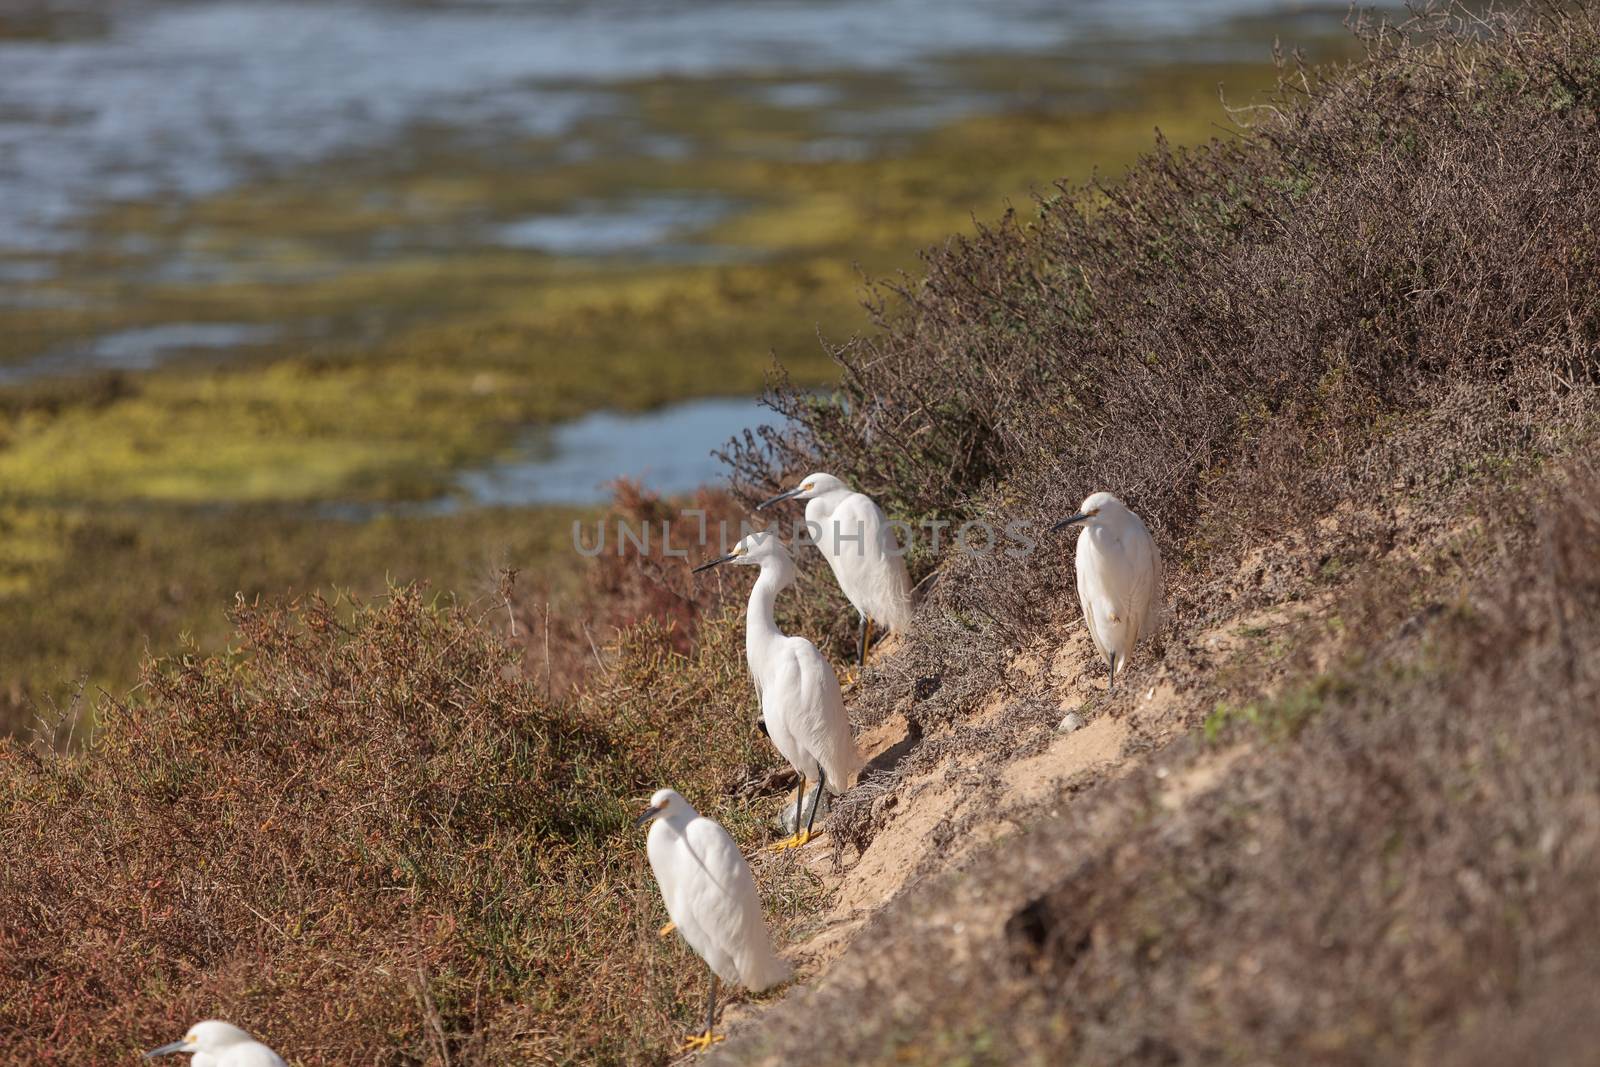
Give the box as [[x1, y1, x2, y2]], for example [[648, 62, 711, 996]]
[[758, 472, 912, 666], [694, 532, 863, 848], [636, 788, 791, 1052], [1052, 491, 1162, 691], [144, 1021, 286, 1066]]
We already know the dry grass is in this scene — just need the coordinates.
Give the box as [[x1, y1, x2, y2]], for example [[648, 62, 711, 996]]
[[0, 526, 814, 1065], [0, 473, 849, 1065], [0, 468, 862, 1064]]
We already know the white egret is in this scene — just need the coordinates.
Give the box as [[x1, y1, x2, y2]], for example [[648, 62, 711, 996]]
[[144, 1021, 286, 1066], [694, 532, 863, 849], [1052, 491, 1162, 691], [636, 788, 791, 1052], [758, 472, 912, 665]]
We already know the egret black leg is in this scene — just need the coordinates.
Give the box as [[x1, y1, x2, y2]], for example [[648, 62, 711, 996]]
[[805, 766, 827, 837], [680, 969, 724, 1052], [856, 612, 869, 666], [772, 775, 807, 851], [1107, 652, 1116, 692]]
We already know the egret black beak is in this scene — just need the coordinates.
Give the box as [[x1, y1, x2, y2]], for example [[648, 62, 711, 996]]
[[1050, 510, 1096, 533], [634, 802, 666, 827], [756, 486, 806, 510], [692, 553, 737, 573], [144, 1042, 190, 1059]]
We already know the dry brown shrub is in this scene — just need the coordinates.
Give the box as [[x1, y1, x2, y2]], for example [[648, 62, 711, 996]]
[[714, 4, 1600, 1062], [725, 452, 1600, 1067], [726, 0, 1600, 744], [0, 584, 797, 1065]]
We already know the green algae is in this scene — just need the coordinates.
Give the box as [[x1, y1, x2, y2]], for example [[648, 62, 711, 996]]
[[0, 61, 1284, 505], [0, 56, 1319, 727]]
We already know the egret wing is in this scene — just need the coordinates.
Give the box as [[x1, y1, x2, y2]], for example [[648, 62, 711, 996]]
[[682, 816, 788, 989], [786, 637, 861, 790], [760, 651, 810, 779], [1120, 511, 1171, 646], [1075, 534, 1111, 659], [680, 815, 756, 911], [1125, 522, 1163, 649], [827, 494, 913, 631]]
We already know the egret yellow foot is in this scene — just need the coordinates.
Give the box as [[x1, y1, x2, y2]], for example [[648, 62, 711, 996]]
[[839, 666, 862, 687], [680, 1030, 725, 1053], [767, 827, 820, 852], [658, 921, 677, 938]]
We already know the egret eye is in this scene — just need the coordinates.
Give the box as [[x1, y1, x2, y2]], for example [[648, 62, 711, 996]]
[[803, 482, 814, 491]]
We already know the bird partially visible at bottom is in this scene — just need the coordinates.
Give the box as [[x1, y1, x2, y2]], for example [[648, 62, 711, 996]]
[[144, 1021, 286, 1067], [637, 788, 792, 1052]]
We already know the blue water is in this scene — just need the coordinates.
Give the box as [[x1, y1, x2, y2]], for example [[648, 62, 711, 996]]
[[455, 395, 780, 506]]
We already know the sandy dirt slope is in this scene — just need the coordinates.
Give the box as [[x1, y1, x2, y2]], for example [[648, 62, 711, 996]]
[[688, 496, 1497, 1063], [699, 562, 1335, 1060]]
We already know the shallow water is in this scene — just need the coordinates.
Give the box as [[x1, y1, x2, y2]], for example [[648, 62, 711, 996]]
[[454, 395, 779, 507], [493, 194, 735, 256], [0, 0, 1351, 502], [0, 322, 280, 386], [309, 395, 779, 516], [0, 0, 1314, 254]]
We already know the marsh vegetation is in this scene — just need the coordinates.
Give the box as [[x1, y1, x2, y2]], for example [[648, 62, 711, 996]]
[[0, 1, 1347, 732]]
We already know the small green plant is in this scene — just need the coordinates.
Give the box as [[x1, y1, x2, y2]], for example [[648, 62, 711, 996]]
[[1204, 674, 1356, 744]]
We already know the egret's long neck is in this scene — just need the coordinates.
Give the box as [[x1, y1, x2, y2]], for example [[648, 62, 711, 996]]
[[745, 561, 791, 677]]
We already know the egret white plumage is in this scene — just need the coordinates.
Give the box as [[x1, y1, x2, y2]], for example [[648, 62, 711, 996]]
[[1052, 491, 1162, 691], [758, 472, 912, 665], [636, 788, 791, 1052], [693, 532, 863, 849], [144, 1021, 286, 1067]]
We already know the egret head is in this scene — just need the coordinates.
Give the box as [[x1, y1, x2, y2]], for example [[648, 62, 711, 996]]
[[1050, 491, 1126, 533], [691, 531, 790, 573], [145, 1021, 253, 1059], [757, 471, 847, 510], [634, 787, 689, 828]]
